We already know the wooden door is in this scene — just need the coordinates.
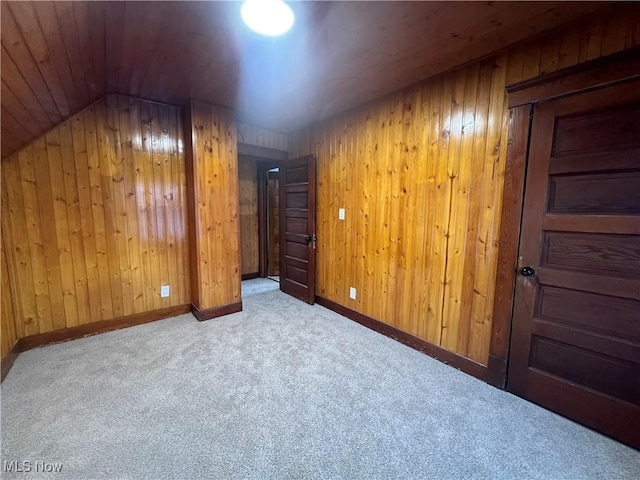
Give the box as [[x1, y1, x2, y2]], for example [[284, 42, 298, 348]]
[[268, 171, 280, 276], [279, 155, 317, 304], [507, 80, 640, 448]]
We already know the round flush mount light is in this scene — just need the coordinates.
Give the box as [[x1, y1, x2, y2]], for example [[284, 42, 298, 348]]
[[241, 0, 295, 36]]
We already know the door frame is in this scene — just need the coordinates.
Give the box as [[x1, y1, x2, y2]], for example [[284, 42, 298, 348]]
[[237, 143, 288, 280], [266, 170, 280, 277], [486, 46, 640, 388], [258, 163, 281, 277]]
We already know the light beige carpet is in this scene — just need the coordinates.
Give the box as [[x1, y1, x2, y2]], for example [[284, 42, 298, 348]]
[[1, 279, 638, 479]]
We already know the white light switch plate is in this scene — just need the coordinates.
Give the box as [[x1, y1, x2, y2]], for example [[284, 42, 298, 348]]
[[161, 285, 170, 297], [349, 287, 357, 299], [339, 208, 345, 220]]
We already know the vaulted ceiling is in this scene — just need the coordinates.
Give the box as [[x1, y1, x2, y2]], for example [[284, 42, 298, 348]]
[[1, 1, 612, 158]]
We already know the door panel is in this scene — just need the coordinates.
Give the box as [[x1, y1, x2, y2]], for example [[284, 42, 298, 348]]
[[507, 80, 640, 448], [279, 155, 317, 304]]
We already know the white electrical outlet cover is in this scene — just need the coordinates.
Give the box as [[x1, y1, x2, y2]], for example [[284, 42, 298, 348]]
[[349, 287, 357, 299], [339, 208, 345, 220], [161, 285, 170, 297]]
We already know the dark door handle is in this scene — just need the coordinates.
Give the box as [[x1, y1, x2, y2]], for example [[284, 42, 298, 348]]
[[521, 266, 536, 277], [305, 234, 317, 249]]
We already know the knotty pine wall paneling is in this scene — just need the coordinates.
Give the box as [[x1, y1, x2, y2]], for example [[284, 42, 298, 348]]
[[184, 100, 241, 318], [1, 94, 190, 337], [1, 239, 18, 357], [238, 156, 259, 276], [237, 122, 288, 152], [288, 8, 640, 366]]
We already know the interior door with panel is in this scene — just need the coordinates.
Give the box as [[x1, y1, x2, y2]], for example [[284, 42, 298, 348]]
[[507, 79, 640, 448], [279, 155, 317, 304]]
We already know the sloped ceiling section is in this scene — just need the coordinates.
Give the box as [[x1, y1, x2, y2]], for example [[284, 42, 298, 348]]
[[1, 1, 611, 159]]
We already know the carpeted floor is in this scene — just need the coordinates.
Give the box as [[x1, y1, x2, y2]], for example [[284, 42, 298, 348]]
[[1, 279, 639, 479], [242, 277, 280, 296]]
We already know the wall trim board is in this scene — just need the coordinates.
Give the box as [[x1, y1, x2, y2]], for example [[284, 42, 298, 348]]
[[183, 101, 201, 308], [238, 142, 288, 161], [485, 355, 508, 388], [1, 342, 20, 383], [190, 301, 242, 321], [241, 273, 260, 281], [316, 296, 489, 383], [105, 91, 183, 109], [487, 104, 532, 389], [507, 46, 640, 108], [18, 305, 191, 352]]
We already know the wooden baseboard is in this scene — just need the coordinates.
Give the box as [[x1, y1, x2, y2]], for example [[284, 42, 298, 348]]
[[486, 355, 507, 388], [190, 301, 242, 321], [316, 296, 489, 382], [241, 272, 260, 281], [1, 342, 20, 383], [18, 304, 191, 351]]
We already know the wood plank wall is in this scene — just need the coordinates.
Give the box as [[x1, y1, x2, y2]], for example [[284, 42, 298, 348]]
[[184, 100, 241, 310], [238, 156, 259, 276], [288, 8, 640, 365], [1, 94, 190, 337], [1, 240, 18, 357], [237, 122, 288, 151]]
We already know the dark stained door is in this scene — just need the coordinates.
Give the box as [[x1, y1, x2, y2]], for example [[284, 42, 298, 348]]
[[279, 155, 317, 304], [507, 80, 640, 448]]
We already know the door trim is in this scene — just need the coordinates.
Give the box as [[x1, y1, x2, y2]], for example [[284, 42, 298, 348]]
[[238, 142, 288, 161], [487, 47, 640, 389], [507, 45, 640, 108], [257, 161, 281, 277]]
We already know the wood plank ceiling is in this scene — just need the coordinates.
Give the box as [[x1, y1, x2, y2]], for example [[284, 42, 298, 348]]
[[1, 1, 612, 158]]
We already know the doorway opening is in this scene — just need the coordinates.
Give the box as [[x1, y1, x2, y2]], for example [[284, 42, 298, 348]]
[[237, 153, 280, 286], [237, 144, 317, 305]]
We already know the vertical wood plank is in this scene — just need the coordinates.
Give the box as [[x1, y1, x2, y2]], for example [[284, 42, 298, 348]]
[[19, 145, 52, 334], [33, 137, 67, 331], [2, 159, 34, 337], [45, 128, 80, 327], [81, 105, 110, 320], [60, 121, 92, 326], [1, 237, 19, 356], [150, 102, 169, 308], [106, 94, 134, 316], [130, 98, 153, 312], [1, 95, 190, 338], [71, 112, 101, 324], [118, 95, 145, 313], [185, 101, 240, 311], [238, 157, 259, 275]]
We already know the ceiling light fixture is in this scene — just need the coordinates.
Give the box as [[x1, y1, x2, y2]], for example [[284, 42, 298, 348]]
[[241, 0, 295, 36]]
